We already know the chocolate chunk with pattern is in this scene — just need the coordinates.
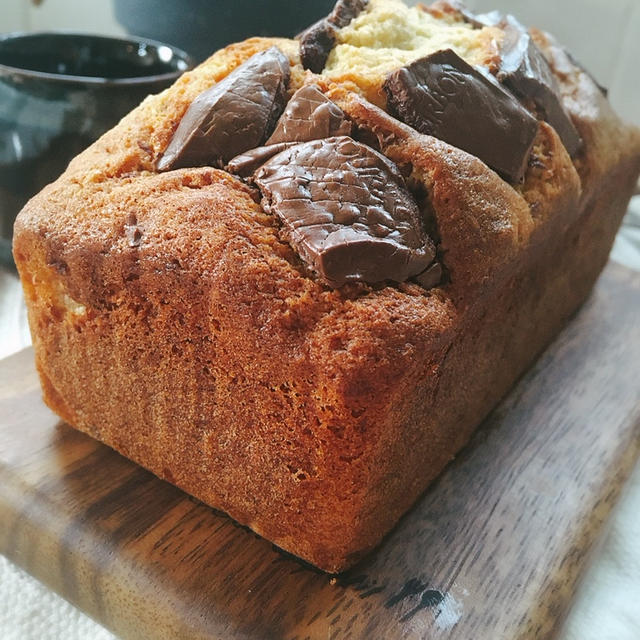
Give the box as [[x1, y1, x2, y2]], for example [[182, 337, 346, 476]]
[[158, 47, 290, 171], [254, 136, 435, 287], [384, 48, 539, 182], [266, 84, 352, 145]]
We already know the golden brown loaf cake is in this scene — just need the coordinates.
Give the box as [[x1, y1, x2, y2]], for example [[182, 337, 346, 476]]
[[13, 0, 640, 571]]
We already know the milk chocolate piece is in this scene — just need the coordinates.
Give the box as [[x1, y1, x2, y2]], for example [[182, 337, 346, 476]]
[[266, 84, 352, 145], [254, 136, 435, 287], [299, 0, 369, 73], [384, 49, 539, 183], [498, 16, 582, 156], [226, 142, 297, 178], [157, 47, 290, 171]]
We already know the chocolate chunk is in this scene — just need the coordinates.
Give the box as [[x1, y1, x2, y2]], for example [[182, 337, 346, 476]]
[[330, 0, 369, 28], [299, 0, 369, 73], [299, 20, 337, 74], [226, 142, 298, 178], [425, 0, 501, 28], [412, 261, 442, 289], [254, 136, 435, 287], [157, 47, 290, 171], [498, 16, 582, 156], [266, 85, 352, 145], [384, 49, 539, 183], [426, 9, 582, 156], [227, 84, 351, 178]]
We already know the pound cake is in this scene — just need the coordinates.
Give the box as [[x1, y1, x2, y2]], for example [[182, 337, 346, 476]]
[[13, 0, 640, 572]]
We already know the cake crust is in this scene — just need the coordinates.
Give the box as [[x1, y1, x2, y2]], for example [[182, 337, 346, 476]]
[[13, 19, 640, 571]]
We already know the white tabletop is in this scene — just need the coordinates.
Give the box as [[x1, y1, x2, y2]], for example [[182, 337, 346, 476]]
[[1, 197, 640, 639]]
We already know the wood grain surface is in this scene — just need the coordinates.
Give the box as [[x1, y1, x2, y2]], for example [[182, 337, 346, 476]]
[[1, 262, 639, 640]]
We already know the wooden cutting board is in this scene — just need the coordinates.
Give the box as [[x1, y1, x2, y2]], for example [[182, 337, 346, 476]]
[[1, 262, 639, 640]]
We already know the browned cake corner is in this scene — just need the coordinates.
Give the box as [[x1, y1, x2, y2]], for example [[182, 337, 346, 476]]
[[12, 0, 640, 571]]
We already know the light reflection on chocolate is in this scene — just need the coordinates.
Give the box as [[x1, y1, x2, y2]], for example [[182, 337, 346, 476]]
[[157, 47, 290, 171], [266, 84, 351, 145], [497, 16, 582, 156]]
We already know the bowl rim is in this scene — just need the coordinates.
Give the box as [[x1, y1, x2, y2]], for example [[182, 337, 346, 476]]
[[0, 30, 194, 85]]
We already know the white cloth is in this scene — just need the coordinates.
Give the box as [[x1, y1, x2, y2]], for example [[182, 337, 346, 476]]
[[1, 199, 640, 638], [563, 463, 640, 640], [0, 556, 115, 640]]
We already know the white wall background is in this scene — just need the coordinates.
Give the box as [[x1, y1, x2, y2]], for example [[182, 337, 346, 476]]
[[2, 0, 124, 36]]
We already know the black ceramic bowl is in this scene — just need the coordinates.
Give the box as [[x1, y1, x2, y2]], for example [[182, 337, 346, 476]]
[[0, 32, 193, 266], [114, 0, 336, 62]]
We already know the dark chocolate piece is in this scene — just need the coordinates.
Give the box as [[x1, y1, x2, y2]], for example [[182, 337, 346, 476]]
[[254, 136, 435, 287], [226, 142, 298, 178], [330, 0, 369, 28], [299, 0, 369, 73], [226, 83, 352, 178], [266, 84, 352, 145], [299, 19, 337, 74], [426, 8, 582, 156], [412, 261, 442, 289], [157, 47, 290, 171], [384, 48, 539, 183], [425, 0, 501, 28], [498, 16, 582, 156]]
